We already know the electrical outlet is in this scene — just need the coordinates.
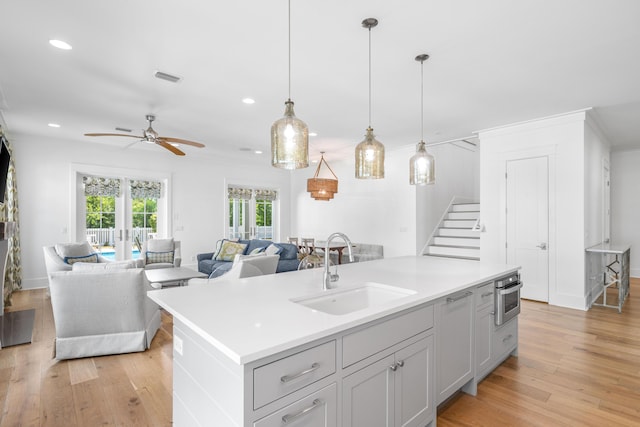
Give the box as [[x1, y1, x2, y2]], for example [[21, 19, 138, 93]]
[[174, 335, 183, 356], [191, 256, 195, 261]]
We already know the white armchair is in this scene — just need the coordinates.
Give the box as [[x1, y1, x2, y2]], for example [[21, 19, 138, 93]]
[[48, 268, 161, 359], [189, 254, 279, 284], [140, 238, 181, 270], [43, 242, 114, 286]]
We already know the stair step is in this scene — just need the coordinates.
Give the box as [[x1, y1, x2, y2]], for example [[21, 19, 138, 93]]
[[442, 219, 477, 229], [433, 236, 479, 247], [425, 245, 480, 258], [451, 203, 480, 212], [424, 254, 480, 261], [438, 228, 481, 238], [446, 212, 479, 220]]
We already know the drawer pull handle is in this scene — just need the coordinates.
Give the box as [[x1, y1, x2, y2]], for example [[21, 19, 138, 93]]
[[389, 363, 398, 371], [280, 363, 320, 383], [282, 398, 324, 424], [397, 360, 404, 367], [447, 291, 473, 303], [481, 291, 494, 298], [502, 334, 513, 343]]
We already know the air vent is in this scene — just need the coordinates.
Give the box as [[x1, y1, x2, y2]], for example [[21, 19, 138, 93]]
[[154, 71, 182, 83], [115, 127, 132, 133]]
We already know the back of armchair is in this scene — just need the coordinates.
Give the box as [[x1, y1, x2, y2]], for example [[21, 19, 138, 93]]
[[140, 239, 181, 269], [49, 268, 161, 359]]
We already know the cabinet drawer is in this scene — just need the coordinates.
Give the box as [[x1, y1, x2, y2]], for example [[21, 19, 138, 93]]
[[476, 282, 494, 309], [342, 305, 433, 368], [254, 340, 336, 410], [254, 383, 337, 427], [493, 317, 517, 359]]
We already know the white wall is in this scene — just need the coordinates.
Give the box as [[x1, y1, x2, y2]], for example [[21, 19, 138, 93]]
[[13, 134, 292, 289], [611, 149, 640, 277], [290, 142, 479, 258], [479, 110, 610, 310]]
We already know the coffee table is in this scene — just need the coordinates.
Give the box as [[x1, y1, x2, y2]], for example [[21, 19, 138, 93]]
[[145, 267, 207, 289]]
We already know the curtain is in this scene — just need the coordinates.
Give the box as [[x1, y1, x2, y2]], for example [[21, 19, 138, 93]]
[[130, 179, 162, 199], [83, 175, 122, 197], [0, 129, 22, 307]]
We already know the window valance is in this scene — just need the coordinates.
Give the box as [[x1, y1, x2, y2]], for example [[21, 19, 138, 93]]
[[130, 180, 162, 199], [83, 176, 121, 197], [228, 187, 253, 200], [254, 189, 278, 201]]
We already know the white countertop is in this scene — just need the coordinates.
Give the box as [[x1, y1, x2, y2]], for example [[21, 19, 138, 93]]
[[148, 256, 518, 365]]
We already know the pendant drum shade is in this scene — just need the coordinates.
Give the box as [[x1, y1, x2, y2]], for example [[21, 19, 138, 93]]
[[355, 127, 385, 179], [271, 100, 309, 169], [307, 152, 338, 201], [410, 141, 435, 185]]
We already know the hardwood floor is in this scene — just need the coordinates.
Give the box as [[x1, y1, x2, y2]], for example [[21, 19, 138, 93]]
[[1, 280, 639, 426]]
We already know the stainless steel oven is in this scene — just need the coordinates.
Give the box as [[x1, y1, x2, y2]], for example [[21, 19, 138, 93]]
[[494, 272, 522, 326]]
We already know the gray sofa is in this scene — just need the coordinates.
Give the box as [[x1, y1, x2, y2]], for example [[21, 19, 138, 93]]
[[197, 239, 299, 277], [49, 268, 161, 359]]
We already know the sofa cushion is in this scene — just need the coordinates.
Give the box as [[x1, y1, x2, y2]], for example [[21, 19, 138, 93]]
[[146, 238, 174, 252], [276, 243, 298, 260], [65, 253, 98, 265], [55, 242, 95, 260], [215, 241, 247, 261], [72, 260, 137, 271]]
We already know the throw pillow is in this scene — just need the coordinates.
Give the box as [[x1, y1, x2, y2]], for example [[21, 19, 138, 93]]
[[249, 246, 266, 255], [64, 253, 98, 265], [264, 243, 283, 256], [146, 251, 175, 264], [234, 252, 266, 263], [211, 238, 240, 260], [215, 241, 247, 261], [55, 241, 94, 259]]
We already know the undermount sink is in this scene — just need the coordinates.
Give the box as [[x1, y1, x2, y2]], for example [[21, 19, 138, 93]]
[[292, 282, 416, 315]]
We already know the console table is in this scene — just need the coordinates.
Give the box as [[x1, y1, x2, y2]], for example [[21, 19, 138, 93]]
[[586, 243, 631, 313]]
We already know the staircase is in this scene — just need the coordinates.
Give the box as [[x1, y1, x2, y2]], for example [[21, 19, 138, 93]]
[[422, 202, 480, 260]]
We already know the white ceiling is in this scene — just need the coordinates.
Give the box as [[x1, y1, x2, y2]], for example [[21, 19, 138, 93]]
[[1, 0, 639, 163]]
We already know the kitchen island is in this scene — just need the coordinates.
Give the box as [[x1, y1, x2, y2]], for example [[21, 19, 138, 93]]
[[148, 255, 519, 427]]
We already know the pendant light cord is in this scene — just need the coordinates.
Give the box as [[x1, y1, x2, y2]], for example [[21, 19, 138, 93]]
[[368, 26, 372, 127], [288, 0, 291, 100], [420, 59, 424, 142]]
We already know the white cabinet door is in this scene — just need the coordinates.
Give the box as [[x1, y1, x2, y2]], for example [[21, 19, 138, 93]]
[[436, 291, 474, 404], [475, 304, 493, 379], [394, 336, 434, 427], [343, 354, 395, 427]]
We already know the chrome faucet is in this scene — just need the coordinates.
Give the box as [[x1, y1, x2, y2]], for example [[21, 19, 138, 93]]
[[323, 232, 354, 290]]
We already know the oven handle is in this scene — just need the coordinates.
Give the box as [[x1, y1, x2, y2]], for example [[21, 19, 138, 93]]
[[496, 283, 522, 296]]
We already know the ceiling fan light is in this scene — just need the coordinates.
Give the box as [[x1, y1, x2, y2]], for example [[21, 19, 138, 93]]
[[271, 100, 309, 169], [410, 141, 435, 185]]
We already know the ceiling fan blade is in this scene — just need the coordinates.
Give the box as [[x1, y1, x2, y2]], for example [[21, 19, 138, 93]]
[[84, 133, 144, 139], [159, 136, 205, 148], [157, 141, 186, 156]]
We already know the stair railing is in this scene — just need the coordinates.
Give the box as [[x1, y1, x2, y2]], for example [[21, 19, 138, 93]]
[[420, 195, 457, 255]]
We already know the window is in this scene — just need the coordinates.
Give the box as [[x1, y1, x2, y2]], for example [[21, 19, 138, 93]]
[[86, 195, 115, 246], [228, 186, 278, 240]]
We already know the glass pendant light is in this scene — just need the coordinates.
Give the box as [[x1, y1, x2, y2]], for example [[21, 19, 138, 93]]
[[410, 54, 435, 185], [271, 0, 309, 170], [355, 18, 385, 179]]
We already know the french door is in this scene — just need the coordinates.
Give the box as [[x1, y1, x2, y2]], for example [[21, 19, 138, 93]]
[[73, 166, 169, 262], [227, 186, 277, 240]]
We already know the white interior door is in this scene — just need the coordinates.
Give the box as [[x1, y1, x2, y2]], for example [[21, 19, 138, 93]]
[[506, 157, 549, 302]]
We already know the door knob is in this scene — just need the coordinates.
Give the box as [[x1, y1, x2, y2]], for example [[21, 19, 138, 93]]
[[536, 242, 547, 250]]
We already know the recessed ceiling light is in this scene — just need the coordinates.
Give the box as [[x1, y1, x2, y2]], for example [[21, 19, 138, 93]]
[[255, 150, 263, 155], [311, 159, 319, 163], [309, 132, 318, 137], [170, 143, 180, 147], [242, 98, 256, 105], [49, 39, 72, 50], [48, 123, 61, 128]]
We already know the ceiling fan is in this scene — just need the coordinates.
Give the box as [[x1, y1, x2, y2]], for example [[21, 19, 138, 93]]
[[84, 114, 205, 156]]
